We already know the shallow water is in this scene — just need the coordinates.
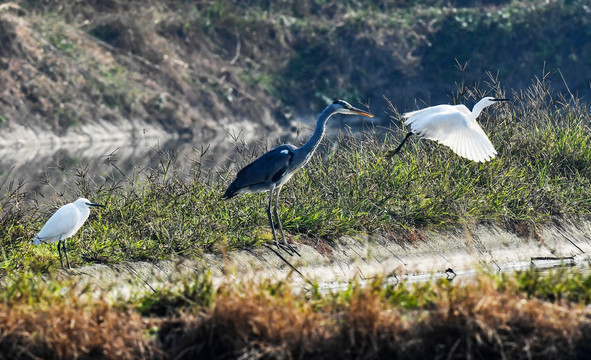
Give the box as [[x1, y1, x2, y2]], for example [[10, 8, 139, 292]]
[[316, 256, 586, 294], [0, 131, 234, 201], [0, 114, 385, 202]]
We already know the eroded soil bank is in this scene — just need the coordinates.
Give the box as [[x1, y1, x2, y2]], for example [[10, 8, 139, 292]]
[[61, 220, 591, 296]]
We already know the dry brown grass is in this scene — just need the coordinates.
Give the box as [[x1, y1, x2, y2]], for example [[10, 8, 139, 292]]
[[157, 283, 335, 359], [0, 300, 161, 360], [156, 277, 591, 360], [418, 277, 591, 359], [0, 271, 590, 359]]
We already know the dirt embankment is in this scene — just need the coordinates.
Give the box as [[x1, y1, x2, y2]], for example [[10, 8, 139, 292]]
[[2, 1, 591, 146], [0, 2, 281, 148], [64, 220, 591, 298]]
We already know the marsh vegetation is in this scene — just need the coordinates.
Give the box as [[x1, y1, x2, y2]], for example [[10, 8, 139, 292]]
[[2, 0, 591, 358]]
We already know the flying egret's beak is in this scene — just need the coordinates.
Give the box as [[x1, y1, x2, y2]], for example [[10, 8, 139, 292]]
[[491, 98, 510, 102], [86, 202, 106, 208], [349, 106, 374, 118]]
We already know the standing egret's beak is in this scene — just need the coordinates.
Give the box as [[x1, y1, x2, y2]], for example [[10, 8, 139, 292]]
[[491, 98, 510, 102], [86, 202, 106, 208]]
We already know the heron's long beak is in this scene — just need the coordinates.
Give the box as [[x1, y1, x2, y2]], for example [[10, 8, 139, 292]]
[[491, 98, 510, 102], [87, 202, 106, 208], [350, 106, 374, 118]]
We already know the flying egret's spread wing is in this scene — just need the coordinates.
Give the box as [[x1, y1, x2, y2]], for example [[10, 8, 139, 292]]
[[452, 104, 471, 115], [223, 144, 296, 198], [34, 203, 80, 244], [404, 109, 496, 163], [393, 97, 506, 163], [403, 104, 470, 121]]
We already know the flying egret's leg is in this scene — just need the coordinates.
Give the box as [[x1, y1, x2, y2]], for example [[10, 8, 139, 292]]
[[273, 185, 300, 256], [387, 132, 414, 157]]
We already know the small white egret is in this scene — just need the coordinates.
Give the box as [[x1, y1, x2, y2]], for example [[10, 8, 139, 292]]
[[33, 197, 105, 269], [390, 97, 509, 162], [223, 100, 373, 255]]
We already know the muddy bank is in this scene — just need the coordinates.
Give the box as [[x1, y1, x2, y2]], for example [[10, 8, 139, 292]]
[[60, 220, 591, 298]]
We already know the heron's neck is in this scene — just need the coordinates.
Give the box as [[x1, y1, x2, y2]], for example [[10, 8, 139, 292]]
[[293, 107, 333, 168]]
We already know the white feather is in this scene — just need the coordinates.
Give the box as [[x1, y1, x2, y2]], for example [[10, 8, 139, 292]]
[[402, 97, 501, 163], [34, 198, 98, 244]]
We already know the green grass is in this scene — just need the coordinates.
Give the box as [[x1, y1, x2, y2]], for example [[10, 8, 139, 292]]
[[3, 266, 591, 318], [1, 77, 591, 270]]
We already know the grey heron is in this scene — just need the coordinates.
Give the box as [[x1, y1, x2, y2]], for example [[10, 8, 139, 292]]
[[390, 97, 509, 162], [223, 100, 373, 254], [33, 197, 105, 269]]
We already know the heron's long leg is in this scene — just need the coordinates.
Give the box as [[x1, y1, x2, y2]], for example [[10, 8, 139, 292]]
[[266, 185, 296, 256], [273, 186, 299, 256], [273, 185, 287, 244], [266, 184, 279, 246], [387, 132, 414, 157]]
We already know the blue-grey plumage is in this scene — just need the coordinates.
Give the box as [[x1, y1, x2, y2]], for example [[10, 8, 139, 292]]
[[223, 144, 296, 199], [223, 100, 373, 255]]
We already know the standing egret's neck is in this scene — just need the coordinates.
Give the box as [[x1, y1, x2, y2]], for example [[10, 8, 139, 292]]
[[293, 105, 336, 168], [470, 99, 494, 120]]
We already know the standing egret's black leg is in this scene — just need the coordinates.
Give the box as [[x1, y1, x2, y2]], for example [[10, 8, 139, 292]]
[[57, 238, 64, 269], [273, 186, 300, 256], [387, 132, 414, 158], [62, 238, 71, 269], [57, 237, 71, 269]]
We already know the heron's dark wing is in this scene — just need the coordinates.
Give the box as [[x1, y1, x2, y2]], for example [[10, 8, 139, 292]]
[[223, 144, 295, 198]]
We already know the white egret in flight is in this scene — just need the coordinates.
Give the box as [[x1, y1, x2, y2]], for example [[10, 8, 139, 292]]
[[390, 97, 509, 162]]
